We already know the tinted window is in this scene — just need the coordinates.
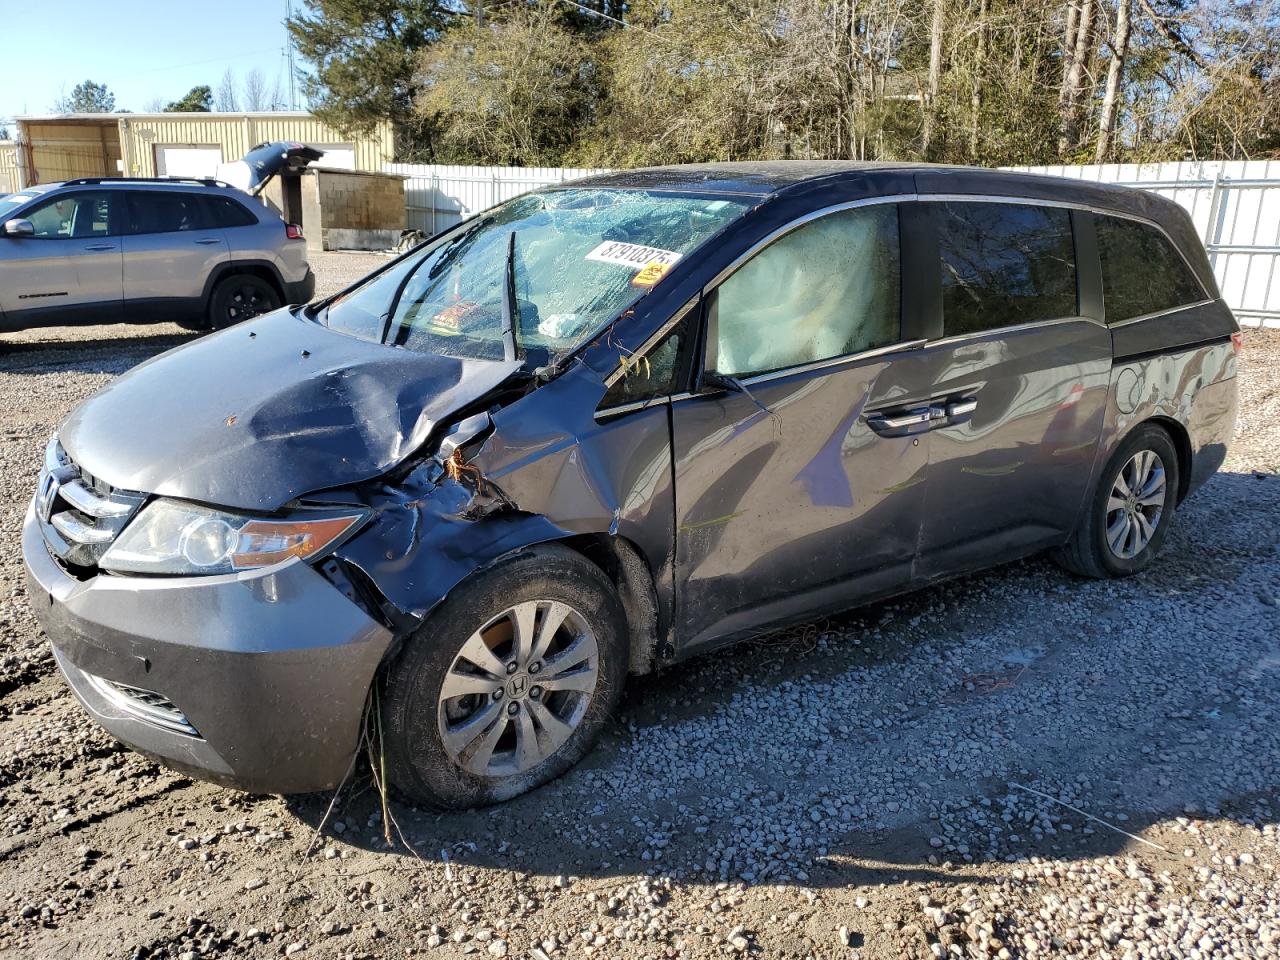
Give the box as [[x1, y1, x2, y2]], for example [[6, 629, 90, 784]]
[[23, 192, 114, 238], [934, 202, 1077, 336], [1096, 215, 1206, 323], [203, 195, 257, 228], [126, 192, 208, 234], [713, 204, 901, 377]]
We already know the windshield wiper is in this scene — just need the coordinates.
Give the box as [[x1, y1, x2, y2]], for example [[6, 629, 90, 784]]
[[500, 231, 520, 362]]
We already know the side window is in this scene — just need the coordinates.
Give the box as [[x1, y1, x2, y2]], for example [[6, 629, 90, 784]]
[[1096, 215, 1206, 323], [933, 201, 1077, 336], [203, 195, 257, 228], [713, 204, 900, 377], [601, 323, 688, 408], [126, 192, 208, 235], [23, 193, 114, 238]]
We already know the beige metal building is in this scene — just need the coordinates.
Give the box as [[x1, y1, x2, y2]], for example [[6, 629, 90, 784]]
[[0, 112, 394, 189]]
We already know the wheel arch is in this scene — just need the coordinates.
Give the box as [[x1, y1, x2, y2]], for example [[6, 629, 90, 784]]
[[551, 533, 663, 676], [1142, 415, 1193, 505], [201, 259, 287, 305]]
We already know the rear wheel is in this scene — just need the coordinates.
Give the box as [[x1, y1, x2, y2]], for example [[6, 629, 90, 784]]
[[1053, 423, 1180, 578], [380, 544, 628, 809], [207, 274, 280, 330]]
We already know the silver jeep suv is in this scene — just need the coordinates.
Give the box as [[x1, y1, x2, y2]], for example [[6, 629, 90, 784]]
[[0, 142, 318, 333]]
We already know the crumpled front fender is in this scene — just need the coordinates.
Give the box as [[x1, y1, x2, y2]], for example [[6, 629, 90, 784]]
[[329, 363, 676, 654]]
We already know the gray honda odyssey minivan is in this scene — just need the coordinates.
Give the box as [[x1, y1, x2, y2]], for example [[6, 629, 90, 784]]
[[23, 162, 1239, 808]]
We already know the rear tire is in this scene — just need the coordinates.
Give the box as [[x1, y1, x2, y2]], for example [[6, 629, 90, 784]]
[[207, 274, 280, 330], [1053, 423, 1180, 578], [380, 544, 628, 810]]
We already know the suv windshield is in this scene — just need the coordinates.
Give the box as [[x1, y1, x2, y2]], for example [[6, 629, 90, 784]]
[[0, 188, 51, 216], [319, 188, 752, 362]]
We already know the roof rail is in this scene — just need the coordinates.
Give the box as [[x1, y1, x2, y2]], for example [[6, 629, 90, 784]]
[[60, 177, 232, 189]]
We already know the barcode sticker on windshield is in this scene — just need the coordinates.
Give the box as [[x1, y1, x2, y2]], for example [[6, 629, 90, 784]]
[[586, 241, 682, 271]]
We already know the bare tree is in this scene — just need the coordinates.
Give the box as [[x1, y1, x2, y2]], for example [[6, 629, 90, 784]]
[[922, 0, 947, 158], [1094, 0, 1131, 161], [242, 69, 269, 111], [269, 71, 286, 110], [1059, 0, 1098, 155], [969, 0, 990, 159], [215, 68, 239, 112]]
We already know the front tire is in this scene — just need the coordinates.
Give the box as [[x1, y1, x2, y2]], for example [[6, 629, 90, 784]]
[[1053, 423, 1180, 578], [380, 544, 628, 810]]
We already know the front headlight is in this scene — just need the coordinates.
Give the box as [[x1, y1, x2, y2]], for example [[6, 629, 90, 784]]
[[99, 499, 366, 575]]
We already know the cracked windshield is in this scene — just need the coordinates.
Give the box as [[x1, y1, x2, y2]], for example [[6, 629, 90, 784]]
[[320, 188, 752, 362]]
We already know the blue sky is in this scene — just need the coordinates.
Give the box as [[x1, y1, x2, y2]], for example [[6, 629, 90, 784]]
[[0, 0, 306, 123]]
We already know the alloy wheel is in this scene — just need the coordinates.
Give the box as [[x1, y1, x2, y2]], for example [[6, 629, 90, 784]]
[[437, 600, 599, 778], [1105, 449, 1167, 559], [226, 284, 270, 324]]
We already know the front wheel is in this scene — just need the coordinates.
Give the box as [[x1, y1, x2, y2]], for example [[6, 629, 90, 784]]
[[380, 544, 628, 809], [1053, 423, 1180, 578]]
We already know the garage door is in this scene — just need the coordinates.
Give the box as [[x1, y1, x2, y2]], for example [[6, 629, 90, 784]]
[[313, 144, 356, 170], [154, 145, 224, 179]]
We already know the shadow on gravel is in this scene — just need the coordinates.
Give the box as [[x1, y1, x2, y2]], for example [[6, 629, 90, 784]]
[[0, 331, 198, 374], [285, 469, 1280, 891]]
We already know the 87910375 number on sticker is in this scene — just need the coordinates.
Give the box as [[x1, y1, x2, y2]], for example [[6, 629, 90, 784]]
[[585, 240, 683, 270]]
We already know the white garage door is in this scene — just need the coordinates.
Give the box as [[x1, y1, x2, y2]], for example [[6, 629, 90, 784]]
[[154, 145, 224, 179], [313, 143, 356, 170]]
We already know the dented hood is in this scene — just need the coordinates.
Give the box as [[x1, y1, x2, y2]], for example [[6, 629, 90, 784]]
[[59, 309, 520, 512]]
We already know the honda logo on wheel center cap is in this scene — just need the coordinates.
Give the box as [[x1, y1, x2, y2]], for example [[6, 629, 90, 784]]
[[506, 674, 529, 699]]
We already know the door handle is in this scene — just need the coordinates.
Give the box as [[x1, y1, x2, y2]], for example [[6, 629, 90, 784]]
[[867, 396, 978, 437], [83, 243, 116, 251], [194, 237, 223, 245], [865, 406, 934, 436]]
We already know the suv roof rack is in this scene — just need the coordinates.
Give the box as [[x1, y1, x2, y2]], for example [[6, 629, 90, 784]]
[[60, 177, 232, 189]]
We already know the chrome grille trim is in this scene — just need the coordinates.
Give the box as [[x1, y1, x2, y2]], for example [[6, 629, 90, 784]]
[[51, 511, 117, 544], [58, 477, 134, 518], [83, 673, 201, 738], [36, 436, 145, 568]]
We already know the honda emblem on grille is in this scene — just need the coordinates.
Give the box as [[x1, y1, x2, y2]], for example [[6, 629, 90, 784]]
[[36, 472, 60, 523]]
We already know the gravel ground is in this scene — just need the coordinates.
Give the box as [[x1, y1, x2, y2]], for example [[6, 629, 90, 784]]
[[1, 266, 1277, 960]]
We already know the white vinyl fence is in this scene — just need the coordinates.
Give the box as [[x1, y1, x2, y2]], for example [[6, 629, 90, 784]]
[[384, 163, 609, 235], [386, 159, 1280, 329]]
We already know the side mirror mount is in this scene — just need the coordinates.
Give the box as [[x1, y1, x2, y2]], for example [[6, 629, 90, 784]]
[[701, 369, 780, 427], [2, 219, 34, 238]]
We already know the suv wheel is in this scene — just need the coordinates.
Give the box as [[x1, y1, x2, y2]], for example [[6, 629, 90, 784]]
[[1053, 423, 1180, 578], [380, 544, 628, 809], [207, 275, 281, 330]]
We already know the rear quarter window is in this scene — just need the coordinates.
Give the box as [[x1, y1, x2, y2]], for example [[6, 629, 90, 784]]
[[1095, 215, 1207, 323], [203, 195, 258, 228]]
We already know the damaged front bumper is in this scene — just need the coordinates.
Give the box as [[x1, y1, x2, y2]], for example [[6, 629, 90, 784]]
[[22, 503, 394, 794]]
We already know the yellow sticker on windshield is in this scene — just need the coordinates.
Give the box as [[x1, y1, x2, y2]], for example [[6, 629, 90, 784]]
[[631, 260, 673, 288]]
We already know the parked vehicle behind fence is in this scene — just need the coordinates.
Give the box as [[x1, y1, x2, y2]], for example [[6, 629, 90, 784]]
[[0, 142, 321, 333], [23, 162, 1239, 808]]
